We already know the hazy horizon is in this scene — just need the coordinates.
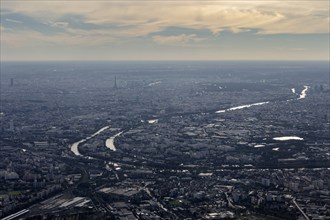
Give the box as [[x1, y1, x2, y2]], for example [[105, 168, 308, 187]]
[[1, 59, 330, 63]]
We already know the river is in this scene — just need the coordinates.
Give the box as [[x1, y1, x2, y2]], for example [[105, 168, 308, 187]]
[[216, 85, 309, 114], [71, 85, 310, 157], [273, 136, 304, 141], [70, 126, 109, 156], [298, 85, 310, 99], [147, 119, 158, 124], [216, 101, 270, 113], [105, 131, 124, 151]]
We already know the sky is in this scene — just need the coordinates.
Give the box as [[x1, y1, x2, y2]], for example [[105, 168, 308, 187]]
[[0, 0, 329, 61]]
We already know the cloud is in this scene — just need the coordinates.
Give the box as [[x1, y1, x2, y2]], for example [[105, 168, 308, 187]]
[[152, 34, 203, 44], [5, 18, 23, 24], [1, 29, 113, 48], [1, 1, 329, 49], [277, 47, 307, 51], [2, 1, 329, 33], [50, 21, 69, 28]]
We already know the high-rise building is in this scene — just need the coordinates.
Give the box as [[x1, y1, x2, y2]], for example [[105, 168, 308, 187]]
[[114, 76, 117, 89], [10, 78, 14, 87]]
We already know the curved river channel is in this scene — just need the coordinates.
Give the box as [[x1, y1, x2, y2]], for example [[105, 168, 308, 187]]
[[71, 126, 110, 156], [71, 85, 310, 157]]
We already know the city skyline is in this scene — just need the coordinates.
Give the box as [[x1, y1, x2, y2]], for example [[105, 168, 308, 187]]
[[1, 0, 329, 61]]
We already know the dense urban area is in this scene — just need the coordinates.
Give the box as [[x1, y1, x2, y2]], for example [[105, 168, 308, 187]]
[[0, 61, 329, 220]]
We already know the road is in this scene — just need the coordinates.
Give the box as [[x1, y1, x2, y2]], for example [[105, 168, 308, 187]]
[[292, 198, 310, 220]]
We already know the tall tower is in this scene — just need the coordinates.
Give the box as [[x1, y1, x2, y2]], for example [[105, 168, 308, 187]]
[[114, 76, 117, 89]]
